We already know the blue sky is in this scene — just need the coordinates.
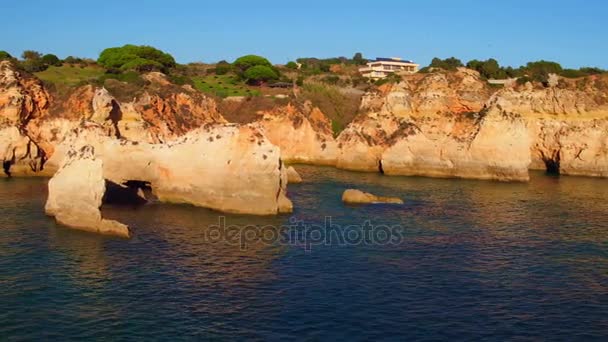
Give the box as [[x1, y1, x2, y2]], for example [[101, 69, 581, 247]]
[[3, 0, 607, 68]]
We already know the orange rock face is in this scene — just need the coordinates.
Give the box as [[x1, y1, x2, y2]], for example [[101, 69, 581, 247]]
[[256, 102, 338, 165]]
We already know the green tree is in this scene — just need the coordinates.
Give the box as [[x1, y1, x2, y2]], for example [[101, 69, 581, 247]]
[[20, 58, 48, 72], [0, 51, 12, 61], [429, 57, 463, 70], [523, 60, 563, 83], [286, 61, 298, 69], [21, 50, 42, 60], [97, 44, 176, 72], [233, 55, 272, 72], [352, 52, 366, 65], [243, 65, 278, 85], [466, 58, 504, 79], [42, 54, 62, 66]]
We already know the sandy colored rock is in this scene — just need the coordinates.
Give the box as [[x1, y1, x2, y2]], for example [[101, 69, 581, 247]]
[[337, 69, 608, 180], [45, 145, 129, 238], [47, 123, 292, 215], [342, 189, 403, 204], [286, 166, 303, 183], [257, 103, 337, 165]]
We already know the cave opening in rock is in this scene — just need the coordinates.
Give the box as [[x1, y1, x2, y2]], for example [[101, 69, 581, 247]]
[[378, 160, 385, 174], [2, 160, 11, 177], [103, 180, 155, 206], [543, 154, 561, 175]]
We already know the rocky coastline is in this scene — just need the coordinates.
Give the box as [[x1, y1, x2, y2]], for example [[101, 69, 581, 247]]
[[2, 60, 607, 235]]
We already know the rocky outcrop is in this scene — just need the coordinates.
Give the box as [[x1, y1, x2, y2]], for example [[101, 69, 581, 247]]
[[0, 62, 293, 222], [257, 103, 338, 165], [46, 122, 292, 215], [286, 166, 303, 183], [337, 68, 530, 180], [342, 189, 403, 204], [0, 61, 52, 176], [489, 77, 608, 177], [45, 145, 130, 237], [337, 69, 608, 180]]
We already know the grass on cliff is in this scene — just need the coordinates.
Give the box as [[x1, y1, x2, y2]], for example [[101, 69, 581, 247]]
[[191, 75, 260, 98], [35, 65, 106, 86], [301, 82, 362, 135]]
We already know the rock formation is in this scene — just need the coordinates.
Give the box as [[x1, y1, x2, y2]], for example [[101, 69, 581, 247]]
[[46, 122, 292, 215], [336, 69, 608, 180], [45, 145, 130, 237], [342, 189, 403, 204], [286, 166, 303, 183], [256, 103, 338, 165], [0, 61, 293, 222]]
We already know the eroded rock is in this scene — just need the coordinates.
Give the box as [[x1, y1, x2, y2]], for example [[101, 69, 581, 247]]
[[45, 145, 129, 238], [342, 189, 403, 204]]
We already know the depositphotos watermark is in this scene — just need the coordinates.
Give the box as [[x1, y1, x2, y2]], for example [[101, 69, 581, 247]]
[[205, 216, 404, 251]]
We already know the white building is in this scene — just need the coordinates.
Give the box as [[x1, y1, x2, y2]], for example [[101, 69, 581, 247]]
[[359, 57, 419, 80]]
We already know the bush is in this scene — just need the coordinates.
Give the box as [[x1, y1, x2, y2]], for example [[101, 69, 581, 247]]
[[215, 60, 232, 75], [466, 58, 506, 79], [286, 61, 298, 69], [322, 75, 340, 85], [428, 57, 463, 70], [98, 71, 146, 86], [168, 74, 193, 86], [243, 65, 278, 85], [21, 50, 42, 60], [20, 58, 48, 73], [63, 56, 84, 64], [0, 51, 12, 61], [296, 76, 304, 87], [98, 44, 176, 72], [41, 54, 62, 66], [522, 60, 562, 83]]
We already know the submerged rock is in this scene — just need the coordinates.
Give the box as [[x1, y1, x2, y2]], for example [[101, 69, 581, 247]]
[[342, 189, 403, 205], [45, 145, 129, 238]]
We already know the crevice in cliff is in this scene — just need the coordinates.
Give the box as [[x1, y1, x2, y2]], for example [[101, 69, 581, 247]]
[[276, 159, 283, 201], [542, 151, 561, 175], [3, 160, 12, 177], [109, 99, 123, 139], [378, 159, 385, 174]]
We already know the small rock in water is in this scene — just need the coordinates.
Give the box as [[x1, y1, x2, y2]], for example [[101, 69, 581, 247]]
[[287, 166, 303, 183], [342, 189, 403, 205]]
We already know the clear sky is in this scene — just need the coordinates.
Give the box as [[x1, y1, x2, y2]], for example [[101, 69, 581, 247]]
[[2, 0, 607, 68]]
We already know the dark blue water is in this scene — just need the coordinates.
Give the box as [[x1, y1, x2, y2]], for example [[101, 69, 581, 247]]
[[1, 166, 607, 341]]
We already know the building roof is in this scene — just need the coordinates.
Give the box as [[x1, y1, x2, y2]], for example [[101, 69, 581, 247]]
[[375, 57, 416, 64]]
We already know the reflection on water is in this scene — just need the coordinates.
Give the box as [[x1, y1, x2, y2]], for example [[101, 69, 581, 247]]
[[0, 168, 607, 340]]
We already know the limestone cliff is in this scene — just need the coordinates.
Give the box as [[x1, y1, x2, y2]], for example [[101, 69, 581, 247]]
[[336, 68, 608, 180], [256, 102, 338, 165], [0, 61, 292, 219]]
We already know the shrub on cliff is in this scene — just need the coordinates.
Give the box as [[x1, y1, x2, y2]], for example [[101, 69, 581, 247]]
[[428, 57, 463, 71], [466, 58, 507, 79], [42, 54, 62, 67], [286, 61, 298, 69], [522, 60, 562, 83], [20, 58, 49, 73], [98, 45, 176, 72], [21, 50, 42, 61], [0, 51, 12, 61], [215, 60, 232, 75], [243, 65, 278, 85]]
